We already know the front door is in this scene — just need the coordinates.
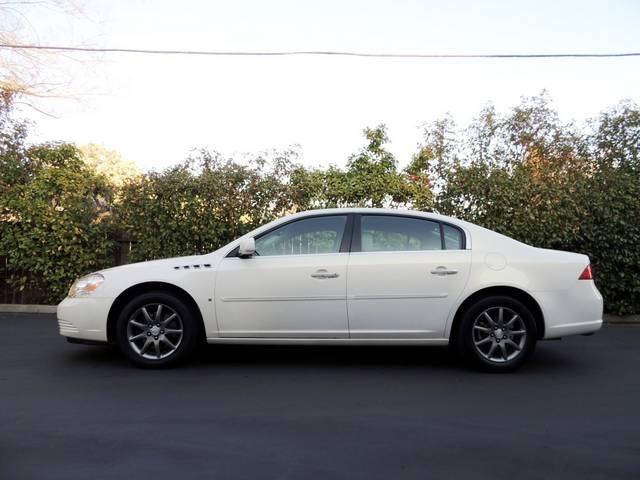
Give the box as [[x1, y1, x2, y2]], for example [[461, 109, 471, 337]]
[[347, 214, 471, 339], [215, 215, 351, 338]]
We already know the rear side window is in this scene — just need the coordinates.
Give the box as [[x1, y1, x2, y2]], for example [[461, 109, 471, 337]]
[[360, 216, 442, 252], [442, 223, 463, 250]]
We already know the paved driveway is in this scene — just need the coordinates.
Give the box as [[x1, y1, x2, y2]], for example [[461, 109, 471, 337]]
[[1, 313, 639, 479]]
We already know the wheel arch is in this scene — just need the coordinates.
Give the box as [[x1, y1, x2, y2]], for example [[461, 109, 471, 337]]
[[106, 281, 205, 343], [449, 286, 545, 341]]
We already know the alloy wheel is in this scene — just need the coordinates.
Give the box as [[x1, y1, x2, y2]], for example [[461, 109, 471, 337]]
[[126, 303, 184, 360], [471, 306, 528, 363]]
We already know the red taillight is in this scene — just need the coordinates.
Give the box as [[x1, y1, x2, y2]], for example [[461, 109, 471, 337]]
[[579, 264, 594, 280]]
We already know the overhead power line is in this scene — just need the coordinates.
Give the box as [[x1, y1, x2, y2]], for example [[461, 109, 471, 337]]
[[1, 43, 639, 59]]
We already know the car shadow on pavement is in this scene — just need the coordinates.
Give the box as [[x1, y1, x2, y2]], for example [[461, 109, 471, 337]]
[[194, 343, 457, 367], [59, 340, 587, 375]]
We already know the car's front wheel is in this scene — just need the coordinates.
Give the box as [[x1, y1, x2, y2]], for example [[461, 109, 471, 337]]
[[116, 291, 201, 368], [456, 295, 537, 372]]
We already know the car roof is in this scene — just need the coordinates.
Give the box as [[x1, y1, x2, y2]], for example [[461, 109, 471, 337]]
[[285, 208, 461, 224]]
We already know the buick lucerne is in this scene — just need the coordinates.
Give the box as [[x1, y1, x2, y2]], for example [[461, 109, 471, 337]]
[[58, 209, 603, 371]]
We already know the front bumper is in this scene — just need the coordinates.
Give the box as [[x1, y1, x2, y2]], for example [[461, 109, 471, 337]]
[[57, 296, 112, 342]]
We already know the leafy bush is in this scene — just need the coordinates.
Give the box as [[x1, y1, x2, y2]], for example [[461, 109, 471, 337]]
[[0, 142, 115, 302], [1, 90, 638, 314], [410, 94, 640, 314], [117, 127, 429, 262], [291, 125, 432, 210], [116, 150, 299, 262]]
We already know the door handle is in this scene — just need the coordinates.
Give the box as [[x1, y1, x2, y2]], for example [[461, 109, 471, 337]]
[[311, 269, 339, 279], [430, 266, 458, 276]]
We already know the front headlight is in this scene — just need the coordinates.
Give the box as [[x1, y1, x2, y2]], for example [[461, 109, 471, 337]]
[[68, 273, 104, 298]]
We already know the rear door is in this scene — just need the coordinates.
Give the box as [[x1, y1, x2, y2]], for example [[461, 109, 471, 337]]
[[347, 214, 471, 339]]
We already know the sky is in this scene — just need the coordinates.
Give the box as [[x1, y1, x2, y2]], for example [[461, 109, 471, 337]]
[[16, 0, 640, 171]]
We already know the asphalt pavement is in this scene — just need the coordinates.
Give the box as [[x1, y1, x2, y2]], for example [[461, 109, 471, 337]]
[[1, 312, 639, 480]]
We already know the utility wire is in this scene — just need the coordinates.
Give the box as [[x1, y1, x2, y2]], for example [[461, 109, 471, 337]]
[[1, 43, 639, 59]]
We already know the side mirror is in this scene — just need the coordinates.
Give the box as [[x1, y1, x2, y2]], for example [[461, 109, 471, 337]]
[[238, 237, 256, 258]]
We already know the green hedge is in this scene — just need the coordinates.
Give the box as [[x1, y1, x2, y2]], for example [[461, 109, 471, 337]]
[[1, 92, 638, 314], [115, 151, 299, 262], [0, 142, 115, 302], [409, 96, 640, 314]]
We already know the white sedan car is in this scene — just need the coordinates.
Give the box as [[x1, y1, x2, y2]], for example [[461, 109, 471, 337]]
[[58, 208, 603, 371]]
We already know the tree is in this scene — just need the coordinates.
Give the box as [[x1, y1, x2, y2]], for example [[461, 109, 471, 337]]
[[78, 144, 141, 187], [116, 149, 300, 262], [0, 1, 90, 99], [584, 101, 640, 314], [292, 125, 431, 210], [0, 90, 29, 192], [411, 94, 640, 314], [0, 90, 115, 302]]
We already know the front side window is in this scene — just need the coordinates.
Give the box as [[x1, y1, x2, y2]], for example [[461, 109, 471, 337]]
[[360, 215, 442, 252], [255, 215, 347, 256]]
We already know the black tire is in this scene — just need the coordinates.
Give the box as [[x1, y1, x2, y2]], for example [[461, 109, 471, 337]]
[[456, 295, 537, 372], [115, 291, 201, 368]]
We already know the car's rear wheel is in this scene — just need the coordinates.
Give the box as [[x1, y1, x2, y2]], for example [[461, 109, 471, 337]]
[[115, 291, 201, 368], [456, 295, 537, 372]]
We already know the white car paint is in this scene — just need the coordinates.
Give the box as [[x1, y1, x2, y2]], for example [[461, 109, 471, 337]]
[[216, 252, 350, 338], [57, 208, 603, 345]]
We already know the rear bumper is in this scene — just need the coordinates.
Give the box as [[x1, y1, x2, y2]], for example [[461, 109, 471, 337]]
[[545, 319, 603, 338], [534, 281, 604, 339]]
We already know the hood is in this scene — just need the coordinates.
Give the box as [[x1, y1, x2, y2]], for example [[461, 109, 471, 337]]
[[98, 253, 219, 275]]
